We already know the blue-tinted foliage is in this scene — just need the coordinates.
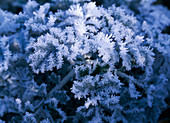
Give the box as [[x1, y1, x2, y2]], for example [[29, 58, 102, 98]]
[[0, 0, 169, 122]]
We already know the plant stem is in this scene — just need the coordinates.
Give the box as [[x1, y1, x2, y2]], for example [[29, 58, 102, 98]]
[[34, 68, 75, 119]]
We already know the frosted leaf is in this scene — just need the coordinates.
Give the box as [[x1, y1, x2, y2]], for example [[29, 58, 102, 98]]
[[129, 82, 142, 99], [85, 97, 98, 108], [67, 4, 83, 17]]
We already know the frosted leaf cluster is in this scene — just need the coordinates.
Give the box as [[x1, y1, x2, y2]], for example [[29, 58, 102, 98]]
[[0, 0, 169, 122]]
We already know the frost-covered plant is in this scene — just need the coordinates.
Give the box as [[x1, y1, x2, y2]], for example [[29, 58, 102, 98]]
[[0, 0, 169, 122], [0, 0, 90, 13]]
